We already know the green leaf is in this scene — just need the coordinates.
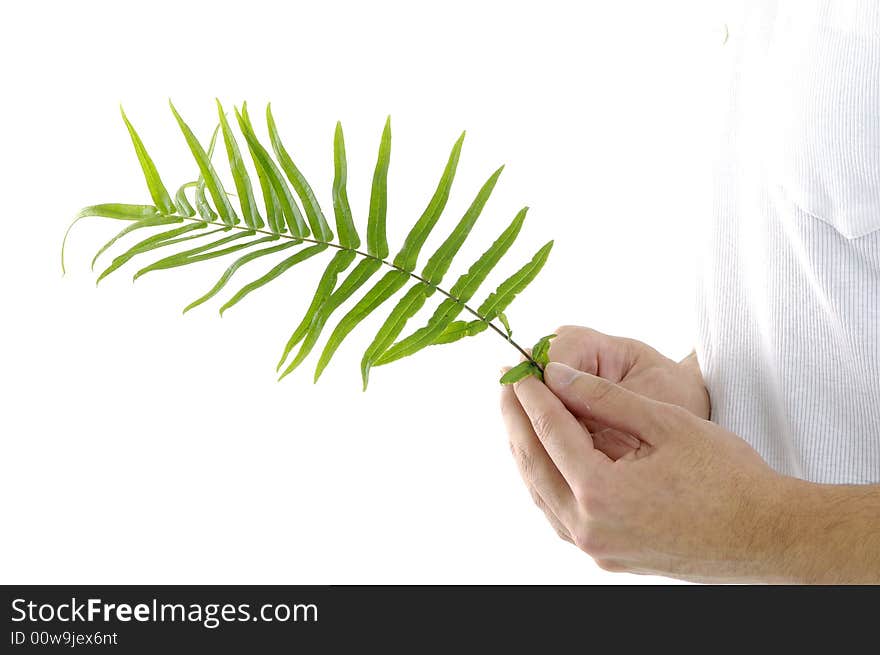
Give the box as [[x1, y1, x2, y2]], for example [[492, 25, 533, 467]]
[[216, 99, 263, 229], [279, 258, 383, 380], [331, 122, 359, 249], [421, 165, 503, 284], [133, 234, 275, 281], [360, 283, 431, 389], [91, 215, 184, 270], [266, 104, 332, 241], [431, 319, 488, 346], [75, 204, 163, 221], [531, 333, 556, 367], [240, 103, 282, 233], [477, 240, 554, 320], [183, 240, 300, 313], [375, 207, 528, 366], [219, 244, 328, 316], [234, 105, 307, 236], [366, 116, 391, 259], [314, 270, 409, 381], [64, 203, 166, 273], [194, 126, 221, 220], [119, 107, 176, 214], [169, 101, 238, 225], [500, 361, 541, 385], [392, 131, 465, 271], [95, 221, 213, 284], [498, 312, 512, 337], [276, 250, 356, 369], [174, 181, 196, 217]]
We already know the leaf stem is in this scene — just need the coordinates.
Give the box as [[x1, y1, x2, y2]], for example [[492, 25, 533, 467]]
[[147, 213, 542, 369]]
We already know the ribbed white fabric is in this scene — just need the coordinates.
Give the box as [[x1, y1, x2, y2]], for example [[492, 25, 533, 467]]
[[697, 1, 880, 483]]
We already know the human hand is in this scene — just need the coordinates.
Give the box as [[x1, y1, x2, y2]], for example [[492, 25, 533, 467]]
[[501, 362, 790, 582], [546, 326, 709, 459]]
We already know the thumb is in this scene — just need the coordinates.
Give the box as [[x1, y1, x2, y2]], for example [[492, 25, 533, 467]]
[[544, 361, 673, 445]]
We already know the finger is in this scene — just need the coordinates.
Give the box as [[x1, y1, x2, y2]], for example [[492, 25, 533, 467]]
[[549, 326, 634, 381], [500, 383, 577, 522], [512, 374, 609, 485], [544, 361, 674, 445], [528, 485, 574, 544]]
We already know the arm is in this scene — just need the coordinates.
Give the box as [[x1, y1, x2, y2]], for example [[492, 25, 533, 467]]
[[769, 479, 880, 584], [501, 361, 880, 583]]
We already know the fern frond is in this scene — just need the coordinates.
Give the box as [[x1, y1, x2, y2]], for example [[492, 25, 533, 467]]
[[64, 102, 555, 388]]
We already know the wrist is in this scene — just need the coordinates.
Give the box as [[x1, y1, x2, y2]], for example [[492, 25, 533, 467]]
[[748, 474, 831, 583]]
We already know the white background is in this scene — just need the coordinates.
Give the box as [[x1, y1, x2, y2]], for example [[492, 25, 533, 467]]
[[0, 0, 729, 583]]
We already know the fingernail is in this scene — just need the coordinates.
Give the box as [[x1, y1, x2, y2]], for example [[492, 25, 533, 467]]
[[545, 361, 580, 386]]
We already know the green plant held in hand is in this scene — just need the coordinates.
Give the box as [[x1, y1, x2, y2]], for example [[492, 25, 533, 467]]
[[62, 101, 555, 388]]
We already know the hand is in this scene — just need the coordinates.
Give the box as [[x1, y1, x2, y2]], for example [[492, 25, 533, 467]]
[[547, 327, 709, 460], [501, 361, 790, 582]]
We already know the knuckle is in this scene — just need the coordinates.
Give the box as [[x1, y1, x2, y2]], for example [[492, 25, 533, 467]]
[[555, 526, 573, 544], [572, 480, 605, 517], [530, 410, 557, 444], [588, 377, 618, 404], [508, 441, 533, 476], [594, 558, 626, 573], [572, 524, 605, 557], [528, 487, 544, 510]]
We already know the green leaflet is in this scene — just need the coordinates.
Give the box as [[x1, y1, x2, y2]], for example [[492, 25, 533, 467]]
[[240, 103, 282, 234], [278, 258, 382, 380], [431, 319, 489, 346], [360, 283, 431, 389], [63, 204, 164, 274], [374, 207, 528, 366], [183, 240, 300, 313], [174, 181, 196, 217], [276, 249, 356, 370], [266, 104, 332, 242], [194, 126, 221, 220], [421, 165, 503, 285], [531, 333, 556, 367], [133, 235, 276, 281], [119, 107, 176, 214], [477, 241, 554, 320], [75, 204, 161, 221], [313, 270, 409, 381], [497, 312, 512, 337], [219, 244, 328, 316], [331, 122, 359, 249], [500, 361, 541, 384], [217, 99, 263, 229], [96, 221, 212, 284], [169, 101, 238, 225], [393, 131, 465, 272], [92, 215, 184, 270], [234, 106, 306, 237], [367, 116, 391, 259]]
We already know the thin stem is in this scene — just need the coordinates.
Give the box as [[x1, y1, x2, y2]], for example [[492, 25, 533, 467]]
[[145, 214, 540, 370]]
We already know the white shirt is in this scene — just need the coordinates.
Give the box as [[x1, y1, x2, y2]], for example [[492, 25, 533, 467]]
[[697, 1, 880, 483]]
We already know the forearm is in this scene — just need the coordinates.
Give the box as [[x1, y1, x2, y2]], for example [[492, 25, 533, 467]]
[[763, 478, 880, 584]]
